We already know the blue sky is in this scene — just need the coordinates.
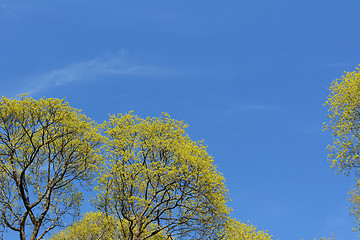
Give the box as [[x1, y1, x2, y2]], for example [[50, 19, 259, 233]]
[[1, 1, 360, 239]]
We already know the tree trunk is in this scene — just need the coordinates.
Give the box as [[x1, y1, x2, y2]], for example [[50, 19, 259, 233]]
[[19, 217, 26, 240], [30, 222, 40, 240], [19, 231, 26, 240]]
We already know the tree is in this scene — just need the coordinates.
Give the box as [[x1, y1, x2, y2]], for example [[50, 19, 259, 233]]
[[222, 218, 273, 240], [324, 65, 360, 230], [49, 214, 276, 240], [94, 112, 231, 240], [324, 66, 360, 176], [0, 96, 102, 240], [48, 211, 169, 240], [48, 212, 119, 240]]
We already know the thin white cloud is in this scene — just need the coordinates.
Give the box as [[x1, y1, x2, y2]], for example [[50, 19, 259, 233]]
[[223, 104, 280, 116], [23, 53, 171, 94], [232, 104, 279, 111], [197, 103, 282, 119]]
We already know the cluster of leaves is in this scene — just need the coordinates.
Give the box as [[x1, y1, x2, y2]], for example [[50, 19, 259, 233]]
[[95, 113, 231, 239], [48, 212, 119, 240], [324, 66, 360, 231], [0, 96, 274, 240], [222, 218, 273, 240], [0, 96, 102, 240], [49, 211, 171, 240], [324, 66, 360, 175], [44, 65, 360, 239], [50, 213, 274, 240]]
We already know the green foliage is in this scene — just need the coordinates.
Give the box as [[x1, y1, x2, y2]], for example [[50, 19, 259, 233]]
[[349, 180, 360, 232], [324, 65, 360, 232], [324, 65, 360, 176], [0, 96, 277, 240], [222, 218, 273, 240], [0, 96, 102, 240], [50, 214, 277, 240], [48, 211, 170, 240], [48, 212, 118, 240], [95, 112, 231, 239]]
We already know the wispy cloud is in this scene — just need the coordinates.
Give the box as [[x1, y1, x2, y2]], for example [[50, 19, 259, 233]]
[[196, 102, 283, 120], [223, 104, 281, 117], [23, 53, 171, 94], [231, 104, 279, 111]]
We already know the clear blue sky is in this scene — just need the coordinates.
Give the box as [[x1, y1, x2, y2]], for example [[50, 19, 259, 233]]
[[1, 1, 360, 239]]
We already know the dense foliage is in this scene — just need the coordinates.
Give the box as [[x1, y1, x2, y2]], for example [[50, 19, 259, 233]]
[[0, 96, 276, 240], [324, 66, 360, 176], [95, 113, 230, 239], [223, 218, 273, 240], [48, 212, 119, 240], [0, 96, 102, 240], [324, 66, 360, 231]]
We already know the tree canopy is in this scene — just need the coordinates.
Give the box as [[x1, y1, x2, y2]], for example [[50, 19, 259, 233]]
[[48, 211, 169, 240], [49, 214, 276, 240], [95, 112, 231, 240], [0, 96, 276, 240], [324, 66, 360, 176], [0, 96, 102, 240], [223, 218, 273, 240], [48, 212, 119, 240], [324, 65, 360, 231]]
